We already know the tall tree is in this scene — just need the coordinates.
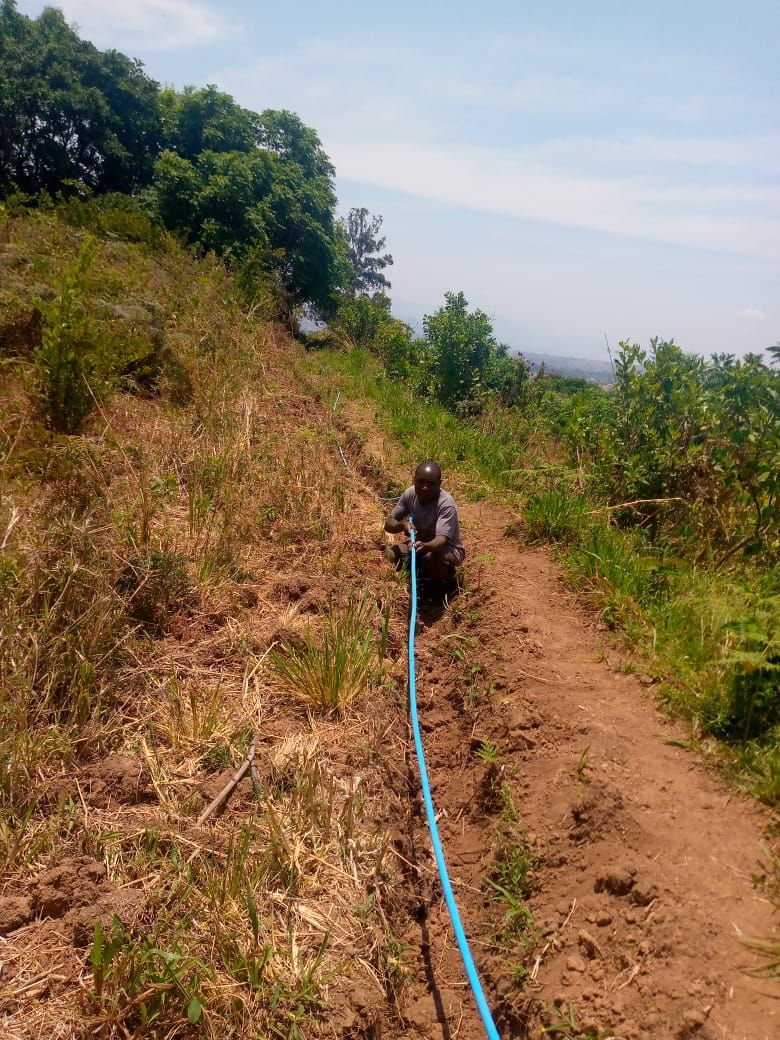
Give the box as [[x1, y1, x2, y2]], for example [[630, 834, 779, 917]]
[[340, 208, 393, 295], [153, 112, 345, 315], [0, 1, 162, 197]]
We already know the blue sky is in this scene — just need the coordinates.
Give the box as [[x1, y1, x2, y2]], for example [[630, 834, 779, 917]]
[[19, 1, 780, 359]]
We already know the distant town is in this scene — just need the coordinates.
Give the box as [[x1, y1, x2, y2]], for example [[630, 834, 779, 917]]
[[519, 351, 614, 386]]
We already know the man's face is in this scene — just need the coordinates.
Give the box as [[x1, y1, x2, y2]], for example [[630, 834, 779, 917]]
[[414, 469, 441, 504]]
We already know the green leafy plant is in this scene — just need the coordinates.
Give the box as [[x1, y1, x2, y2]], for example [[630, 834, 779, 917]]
[[487, 832, 535, 947], [34, 241, 111, 433], [474, 738, 501, 765], [271, 595, 381, 714], [541, 1002, 595, 1037], [90, 917, 212, 1029], [712, 593, 780, 741]]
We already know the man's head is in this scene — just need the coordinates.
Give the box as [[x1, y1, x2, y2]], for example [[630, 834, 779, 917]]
[[414, 460, 442, 504]]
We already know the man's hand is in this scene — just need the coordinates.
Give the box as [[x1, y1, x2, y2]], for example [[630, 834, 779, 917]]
[[385, 515, 411, 537]]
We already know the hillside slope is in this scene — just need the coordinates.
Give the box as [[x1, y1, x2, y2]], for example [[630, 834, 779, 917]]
[[0, 210, 411, 1037], [1, 210, 777, 1039]]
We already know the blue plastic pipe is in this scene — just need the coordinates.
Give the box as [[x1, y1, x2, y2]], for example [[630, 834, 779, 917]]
[[407, 519, 501, 1040]]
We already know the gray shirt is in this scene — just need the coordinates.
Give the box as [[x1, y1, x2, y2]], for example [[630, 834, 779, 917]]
[[391, 487, 463, 550]]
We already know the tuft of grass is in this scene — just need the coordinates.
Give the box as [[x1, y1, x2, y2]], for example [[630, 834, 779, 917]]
[[89, 916, 212, 1030], [271, 596, 382, 715], [576, 744, 591, 783], [540, 1002, 599, 1037], [486, 818, 536, 952], [523, 488, 588, 544]]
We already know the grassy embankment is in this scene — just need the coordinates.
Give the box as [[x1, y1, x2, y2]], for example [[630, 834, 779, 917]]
[[301, 344, 780, 809], [0, 204, 426, 1037]]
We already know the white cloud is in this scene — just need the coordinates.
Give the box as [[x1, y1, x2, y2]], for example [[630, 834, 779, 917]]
[[516, 133, 780, 175], [329, 138, 780, 262], [737, 308, 768, 320], [45, 0, 233, 51]]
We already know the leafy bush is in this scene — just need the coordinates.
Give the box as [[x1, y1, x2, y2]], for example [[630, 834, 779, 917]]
[[336, 293, 417, 378], [561, 339, 780, 558], [337, 293, 390, 347]]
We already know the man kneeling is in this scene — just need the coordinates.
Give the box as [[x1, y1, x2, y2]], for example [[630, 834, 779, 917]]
[[384, 460, 465, 597]]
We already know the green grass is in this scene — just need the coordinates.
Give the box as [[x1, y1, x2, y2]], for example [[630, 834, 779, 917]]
[[271, 595, 383, 715], [487, 828, 536, 950], [300, 345, 532, 493]]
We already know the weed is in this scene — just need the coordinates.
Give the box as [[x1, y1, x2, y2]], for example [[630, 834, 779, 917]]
[[271, 595, 382, 714], [474, 738, 501, 765], [523, 488, 588, 544], [541, 1002, 598, 1037], [384, 929, 413, 989], [487, 830, 536, 949], [118, 548, 191, 631], [89, 916, 212, 1030], [576, 744, 591, 783], [499, 782, 519, 826], [35, 240, 106, 433]]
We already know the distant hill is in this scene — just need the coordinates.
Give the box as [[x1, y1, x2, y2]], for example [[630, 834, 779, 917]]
[[518, 351, 614, 385]]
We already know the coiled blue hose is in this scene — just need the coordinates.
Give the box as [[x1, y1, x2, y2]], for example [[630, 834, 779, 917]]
[[407, 519, 500, 1040]]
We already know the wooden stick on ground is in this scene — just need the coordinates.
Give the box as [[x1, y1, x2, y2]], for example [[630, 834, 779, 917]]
[[197, 734, 258, 826]]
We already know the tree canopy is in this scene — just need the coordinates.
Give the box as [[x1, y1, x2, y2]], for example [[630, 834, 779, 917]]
[[0, 1, 347, 315], [0, 1, 162, 196]]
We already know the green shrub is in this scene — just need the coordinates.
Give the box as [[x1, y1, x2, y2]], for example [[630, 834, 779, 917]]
[[34, 241, 114, 432], [713, 593, 780, 741]]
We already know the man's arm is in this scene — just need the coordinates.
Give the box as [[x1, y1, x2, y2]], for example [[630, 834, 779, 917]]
[[385, 515, 410, 536], [415, 533, 447, 556], [385, 489, 412, 536]]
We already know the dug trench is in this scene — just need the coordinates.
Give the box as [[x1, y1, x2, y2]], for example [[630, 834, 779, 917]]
[[339, 407, 779, 1040]]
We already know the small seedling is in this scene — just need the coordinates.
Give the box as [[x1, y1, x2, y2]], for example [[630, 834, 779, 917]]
[[474, 739, 501, 765], [541, 1003, 579, 1036], [576, 744, 591, 783]]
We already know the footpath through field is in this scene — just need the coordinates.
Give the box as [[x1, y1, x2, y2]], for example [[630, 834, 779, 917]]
[[345, 405, 779, 1040]]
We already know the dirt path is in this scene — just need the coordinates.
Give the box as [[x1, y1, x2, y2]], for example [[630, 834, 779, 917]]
[[339, 410, 779, 1040], [448, 499, 778, 1039]]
